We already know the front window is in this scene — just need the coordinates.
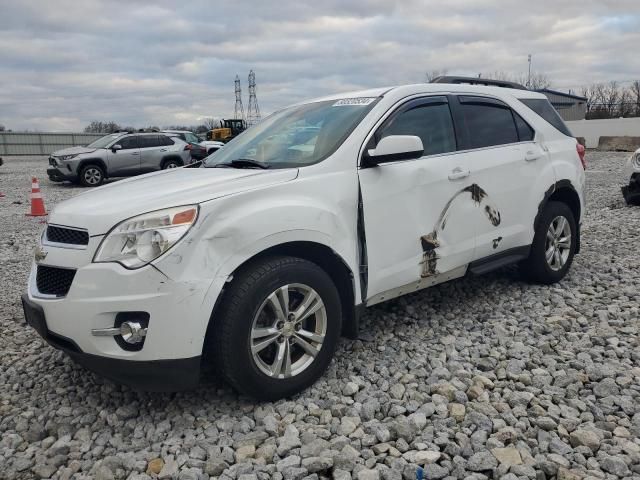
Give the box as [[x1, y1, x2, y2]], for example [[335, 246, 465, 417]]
[[204, 98, 379, 169], [87, 134, 124, 149]]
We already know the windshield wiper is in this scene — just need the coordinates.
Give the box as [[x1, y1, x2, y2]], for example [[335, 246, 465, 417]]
[[212, 158, 270, 169]]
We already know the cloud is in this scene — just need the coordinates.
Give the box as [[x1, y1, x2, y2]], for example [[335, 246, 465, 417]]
[[0, 0, 639, 130]]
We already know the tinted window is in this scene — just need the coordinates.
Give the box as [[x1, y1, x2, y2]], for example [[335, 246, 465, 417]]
[[459, 102, 518, 149], [514, 112, 535, 141], [185, 132, 200, 143], [380, 103, 456, 156], [117, 136, 139, 149], [520, 98, 573, 137], [160, 135, 175, 146], [138, 135, 160, 148]]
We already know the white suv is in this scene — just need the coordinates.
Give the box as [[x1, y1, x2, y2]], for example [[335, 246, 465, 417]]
[[23, 84, 586, 399]]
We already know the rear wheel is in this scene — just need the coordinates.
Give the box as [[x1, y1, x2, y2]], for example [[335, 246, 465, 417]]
[[210, 256, 342, 400], [162, 159, 181, 169], [521, 201, 577, 284], [79, 164, 105, 187]]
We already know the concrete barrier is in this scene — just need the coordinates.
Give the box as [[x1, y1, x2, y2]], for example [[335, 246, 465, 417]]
[[597, 136, 640, 152], [566, 118, 640, 149]]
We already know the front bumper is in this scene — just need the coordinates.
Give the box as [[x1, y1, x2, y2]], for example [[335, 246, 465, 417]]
[[622, 173, 640, 205], [22, 294, 200, 391], [47, 167, 77, 182]]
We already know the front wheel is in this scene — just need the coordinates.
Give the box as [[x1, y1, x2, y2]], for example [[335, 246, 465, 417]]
[[210, 256, 342, 400], [78, 164, 105, 187], [521, 201, 577, 284]]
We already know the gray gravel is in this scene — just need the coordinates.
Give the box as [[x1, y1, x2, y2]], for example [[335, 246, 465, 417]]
[[1, 153, 639, 480]]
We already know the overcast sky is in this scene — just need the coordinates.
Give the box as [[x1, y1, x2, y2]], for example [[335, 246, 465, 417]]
[[1, 0, 639, 131]]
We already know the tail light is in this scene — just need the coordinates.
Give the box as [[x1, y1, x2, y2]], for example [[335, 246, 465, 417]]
[[184, 144, 193, 151], [576, 142, 586, 170]]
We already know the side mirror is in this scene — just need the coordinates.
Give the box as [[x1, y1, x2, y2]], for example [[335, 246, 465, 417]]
[[111, 144, 122, 152], [361, 135, 424, 167]]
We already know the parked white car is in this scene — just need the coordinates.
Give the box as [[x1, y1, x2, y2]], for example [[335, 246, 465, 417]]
[[622, 148, 640, 204], [199, 140, 225, 155], [23, 83, 586, 399]]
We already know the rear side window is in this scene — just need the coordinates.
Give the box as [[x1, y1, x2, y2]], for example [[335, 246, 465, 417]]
[[520, 98, 572, 137], [139, 135, 161, 148], [160, 135, 175, 146], [379, 102, 456, 156], [514, 112, 535, 142], [458, 101, 519, 149]]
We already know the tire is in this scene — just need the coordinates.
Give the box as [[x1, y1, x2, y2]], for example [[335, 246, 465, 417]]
[[210, 256, 342, 400], [521, 201, 577, 284], [78, 164, 105, 187], [162, 159, 182, 169]]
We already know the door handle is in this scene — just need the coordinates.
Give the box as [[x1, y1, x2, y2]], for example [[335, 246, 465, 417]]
[[525, 150, 542, 162], [448, 167, 470, 180], [131, 152, 140, 156], [160, 148, 167, 152]]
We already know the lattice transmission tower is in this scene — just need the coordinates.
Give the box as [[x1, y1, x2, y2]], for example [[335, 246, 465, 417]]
[[234, 75, 245, 121], [246, 70, 261, 127]]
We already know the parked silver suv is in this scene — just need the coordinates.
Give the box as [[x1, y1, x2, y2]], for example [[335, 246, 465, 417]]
[[47, 132, 191, 187]]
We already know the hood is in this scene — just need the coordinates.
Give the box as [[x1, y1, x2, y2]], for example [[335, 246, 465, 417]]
[[49, 167, 298, 235], [51, 146, 98, 156]]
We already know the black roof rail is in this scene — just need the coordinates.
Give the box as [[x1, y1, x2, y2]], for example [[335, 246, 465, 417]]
[[431, 76, 528, 90]]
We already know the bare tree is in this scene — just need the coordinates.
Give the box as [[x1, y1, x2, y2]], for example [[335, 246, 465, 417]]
[[630, 80, 640, 117], [0, 124, 5, 132], [84, 121, 121, 133], [202, 117, 221, 130], [425, 69, 448, 82]]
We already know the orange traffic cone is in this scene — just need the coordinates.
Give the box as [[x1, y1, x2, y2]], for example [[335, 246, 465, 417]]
[[26, 177, 47, 217]]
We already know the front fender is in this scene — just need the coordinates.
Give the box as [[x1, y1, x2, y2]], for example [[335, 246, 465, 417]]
[[157, 180, 360, 302]]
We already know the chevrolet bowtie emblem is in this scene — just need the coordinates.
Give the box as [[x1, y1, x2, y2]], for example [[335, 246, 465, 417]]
[[34, 246, 48, 263]]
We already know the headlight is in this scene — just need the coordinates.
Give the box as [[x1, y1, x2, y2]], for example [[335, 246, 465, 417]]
[[633, 153, 640, 170], [94, 205, 199, 269], [59, 154, 77, 161]]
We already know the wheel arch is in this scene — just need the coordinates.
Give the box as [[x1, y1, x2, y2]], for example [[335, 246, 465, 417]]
[[204, 240, 361, 356], [77, 158, 108, 177], [161, 155, 184, 168], [535, 179, 582, 253]]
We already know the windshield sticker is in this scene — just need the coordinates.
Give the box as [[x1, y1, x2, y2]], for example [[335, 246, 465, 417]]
[[332, 97, 377, 107]]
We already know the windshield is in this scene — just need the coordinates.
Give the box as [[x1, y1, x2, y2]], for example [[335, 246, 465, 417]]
[[87, 133, 124, 149], [204, 98, 379, 168]]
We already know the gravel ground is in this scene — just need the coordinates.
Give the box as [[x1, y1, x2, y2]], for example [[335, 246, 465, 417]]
[[1, 153, 639, 480]]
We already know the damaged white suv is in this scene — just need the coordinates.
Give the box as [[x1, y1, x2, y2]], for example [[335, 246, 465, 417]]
[[23, 83, 586, 399]]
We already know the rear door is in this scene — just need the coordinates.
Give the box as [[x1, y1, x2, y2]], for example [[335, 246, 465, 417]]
[[107, 135, 141, 176], [139, 135, 169, 171], [449, 95, 552, 260], [358, 96, 477, 301]]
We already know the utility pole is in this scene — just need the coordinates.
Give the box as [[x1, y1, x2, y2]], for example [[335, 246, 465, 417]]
[[246, 70, 261, 127], [234, 75, 245, 122], [527, 54, 532, 89]]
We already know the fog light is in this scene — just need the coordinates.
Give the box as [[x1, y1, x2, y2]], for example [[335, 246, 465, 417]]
[[91, 321, 147, 343], [119, 321, 147, 344]]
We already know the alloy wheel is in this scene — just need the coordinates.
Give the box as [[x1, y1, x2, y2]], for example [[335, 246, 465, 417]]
[[84, 167, 102, 185], [250, 283, 327, 379], [545, 215, 572, 271]]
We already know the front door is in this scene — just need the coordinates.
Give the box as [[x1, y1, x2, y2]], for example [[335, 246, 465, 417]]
[[107, 135, 141, 176], [358, 96, 477, 301]]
